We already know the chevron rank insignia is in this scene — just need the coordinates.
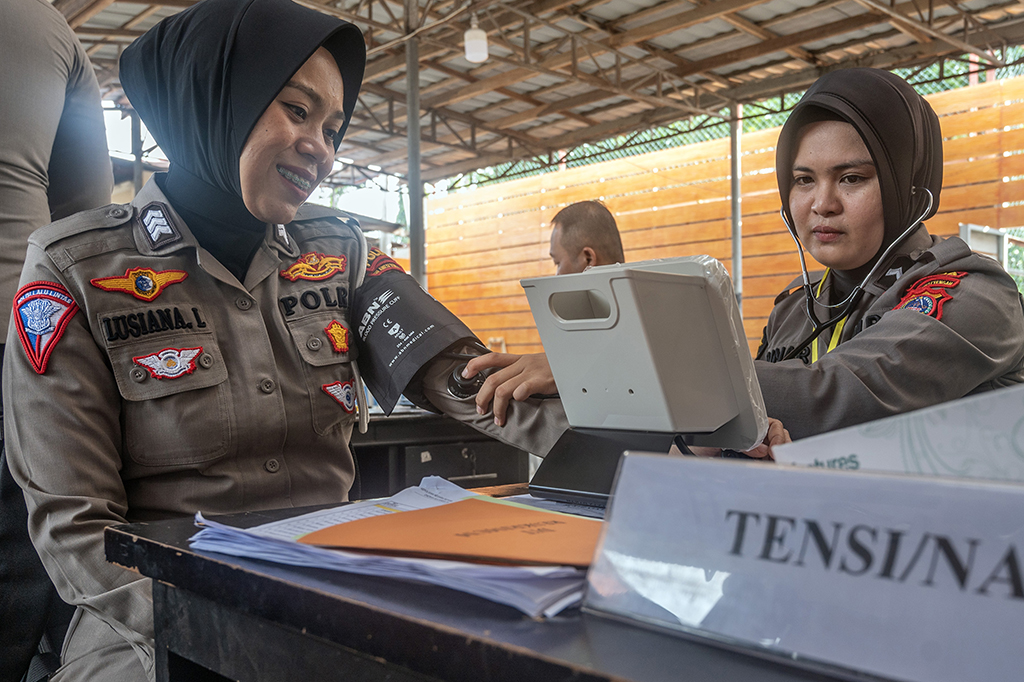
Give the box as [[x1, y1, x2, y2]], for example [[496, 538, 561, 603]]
[[323, 380, 356, 412], [90, 267, 188, 302], [280, 252, 347, 282], [365, 248, 404, 277], [324, 320, 349, 353], [13, 281, 80, 375], [133, 347, 203, 379], [140, 203, 180, 248], [894, 271, 967, 321]]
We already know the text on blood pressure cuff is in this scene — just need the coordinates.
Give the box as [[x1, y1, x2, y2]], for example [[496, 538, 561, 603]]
[[352, 269, 478, 414]]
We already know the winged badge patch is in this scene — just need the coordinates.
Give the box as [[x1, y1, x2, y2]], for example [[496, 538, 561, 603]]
[[280, 252, 346, 282], [324, 320, 349, 353], [90, 267, 188, 302], [13, 281, 80, 374], [893, 271, 967, 321], [365, 248, 404, 277], [133, 347, 203, 379], [322, 380, 356, 412]]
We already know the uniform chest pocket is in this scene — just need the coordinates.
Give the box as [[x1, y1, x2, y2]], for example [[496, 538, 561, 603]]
[[286, 314, 358, 435], [109, 331, 232, 466]]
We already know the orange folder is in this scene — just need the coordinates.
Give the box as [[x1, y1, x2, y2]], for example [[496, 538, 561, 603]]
[[298, 497, 601, 567]]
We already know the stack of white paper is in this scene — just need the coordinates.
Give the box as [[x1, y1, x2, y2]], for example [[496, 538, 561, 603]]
[[188, 477, 586, 618]]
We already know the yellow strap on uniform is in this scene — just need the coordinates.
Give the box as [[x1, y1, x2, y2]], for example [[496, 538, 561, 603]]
[[810, 269, 848, 364]]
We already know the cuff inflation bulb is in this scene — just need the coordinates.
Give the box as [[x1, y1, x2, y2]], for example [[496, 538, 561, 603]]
[[447, 362, 491, 399]]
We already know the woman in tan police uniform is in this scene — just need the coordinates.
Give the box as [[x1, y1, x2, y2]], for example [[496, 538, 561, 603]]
[[2, 1, 566, 679], [466, 68, 1024, 444]]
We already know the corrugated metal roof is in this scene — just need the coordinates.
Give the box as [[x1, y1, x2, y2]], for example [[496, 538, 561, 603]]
[[55, 0, 1024, 185]]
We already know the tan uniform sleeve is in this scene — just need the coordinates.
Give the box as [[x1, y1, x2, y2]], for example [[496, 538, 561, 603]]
[[755, 268, 1024, 440], [3, 245, 154, 671], [414, 347, 569, 457]]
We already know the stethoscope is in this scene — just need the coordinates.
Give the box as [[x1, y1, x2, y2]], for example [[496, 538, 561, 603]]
[[779, 187, 934, 361]]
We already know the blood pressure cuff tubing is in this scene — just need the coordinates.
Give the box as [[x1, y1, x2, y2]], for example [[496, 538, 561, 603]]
[[352, 263, 478, 414]]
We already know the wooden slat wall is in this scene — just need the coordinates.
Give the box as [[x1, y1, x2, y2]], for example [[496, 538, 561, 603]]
[[425, 76, 1024, 356]]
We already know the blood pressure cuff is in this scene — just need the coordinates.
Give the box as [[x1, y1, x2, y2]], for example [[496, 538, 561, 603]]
[[352, 257, 478, 414]]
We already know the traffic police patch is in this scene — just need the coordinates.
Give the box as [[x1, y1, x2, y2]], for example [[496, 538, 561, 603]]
[[325, 320, 349, 353], [322, 380, 356, 412], [13, 281, 80, 374], [365, 248, 404, 277], [133, 347, 203, 379], [140, 203, 180, 248], [280, 252, 347, 282], [90, 267, 188, 302], [894, 271, 967, 321]]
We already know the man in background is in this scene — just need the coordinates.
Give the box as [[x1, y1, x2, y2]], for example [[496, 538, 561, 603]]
[[462, 201, 626, 422], [0, 1, 113, 680], [548, 200, 624, 275]]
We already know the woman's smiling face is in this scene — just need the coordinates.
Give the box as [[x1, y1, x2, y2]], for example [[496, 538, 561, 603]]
[[239, 47, 345, 224], [789, 120, 885, 272]]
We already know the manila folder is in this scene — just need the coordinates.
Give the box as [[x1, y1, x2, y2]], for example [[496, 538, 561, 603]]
[[298, 497, 601, 567]]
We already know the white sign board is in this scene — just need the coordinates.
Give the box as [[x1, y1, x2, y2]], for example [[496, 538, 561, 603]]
[[773, 383, 1024, 482], [585, 454, 1024, 682]]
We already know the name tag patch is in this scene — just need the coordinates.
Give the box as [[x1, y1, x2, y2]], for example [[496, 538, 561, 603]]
[[280, 252, 346, 282], [90, 267, 188, 302], [13, 281, 80, 374], [102, 306, 207, 342], [322, 380, 356, 412], [133, 347, 203, 379], [894, 271, 966, 321], [325, 320, 350, 353], [366, 248, 404, 277]]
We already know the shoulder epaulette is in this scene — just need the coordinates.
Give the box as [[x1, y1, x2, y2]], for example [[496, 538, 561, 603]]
[[929, 235, 972, 267], [29, 203, 134, 249], [774, 273, 810, 305]]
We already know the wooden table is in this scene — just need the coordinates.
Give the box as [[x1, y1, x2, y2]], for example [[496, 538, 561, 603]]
[[104, 508, 855, 682]]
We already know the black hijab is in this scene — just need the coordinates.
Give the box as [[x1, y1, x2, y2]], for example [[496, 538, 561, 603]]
[[119, 0, 365, 279], [775, 68, 943, 289]]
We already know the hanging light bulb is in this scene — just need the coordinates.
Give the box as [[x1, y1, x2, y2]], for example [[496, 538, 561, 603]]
[[464, 13, 488, 63]]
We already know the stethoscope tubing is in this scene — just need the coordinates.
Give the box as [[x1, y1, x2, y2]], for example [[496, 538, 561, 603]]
[[778, 188, 934, 362]]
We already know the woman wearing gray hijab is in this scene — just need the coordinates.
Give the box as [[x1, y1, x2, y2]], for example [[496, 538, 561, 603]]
[[3, 1, 567, 679], [754, 67, 1024, 440]]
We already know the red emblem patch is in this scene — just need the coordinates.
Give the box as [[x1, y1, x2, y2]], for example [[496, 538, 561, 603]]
[[324, 320, 350, 353], [13, 281, 80, 374], [280, 252, 346, 282], [365, 248, 404, 277], [323, 380, 356, 412], [133, 347, 203, 379], [894, 272, 967, 321], [90, 267, 188, 302]]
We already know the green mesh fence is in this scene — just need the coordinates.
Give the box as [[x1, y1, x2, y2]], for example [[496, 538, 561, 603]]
[[442, 46, 1024, 190], [1006, 229, 1024, 293]]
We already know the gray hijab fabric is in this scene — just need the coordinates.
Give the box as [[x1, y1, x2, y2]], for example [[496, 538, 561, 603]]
[[775, 68, 943, 274]]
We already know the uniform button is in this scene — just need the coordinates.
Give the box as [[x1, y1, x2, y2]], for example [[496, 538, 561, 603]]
[[236, 297, 253, 311], [129, 367, 147, 383], [264, 458, 280, 473], [307, 337, 322, 351], [198, 353, 214, 369], [107, 206, 129, 220], [260, 378, 276, 394]]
